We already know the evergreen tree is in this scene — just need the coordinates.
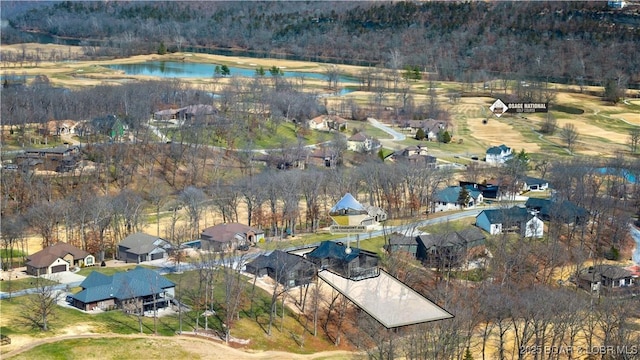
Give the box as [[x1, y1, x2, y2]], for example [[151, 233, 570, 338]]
[[463, 348, 474, 360], [255, 66, 265, 76], [412, 65, 421, 80], [220, 65, 231, 76], [269, 65, 283, 76], [157, 42, 166, 55], [438, 130, 451, 143], [457, 187, 470, 207], [415, 128, 426, 140]]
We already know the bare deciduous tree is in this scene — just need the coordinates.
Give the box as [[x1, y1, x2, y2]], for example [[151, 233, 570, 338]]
[[628, 127, 640, 153], [179, 186, 207, 239], [560, 123, 579, 152], [21, 276, 59, 331]]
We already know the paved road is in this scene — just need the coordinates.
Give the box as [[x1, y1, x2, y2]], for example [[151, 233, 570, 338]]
[[304, 207, 487, 250], [0, 208, 489, 299]]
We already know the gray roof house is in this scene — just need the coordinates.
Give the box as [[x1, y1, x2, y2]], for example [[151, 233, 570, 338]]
[[416, 227, 486, 268], [245, 250, 316, 288], [476, 207, 544, 238], [118, 233, 172, 264], [384, 233, 419, 257], [576, 265, 638, 296], [70, 266, 175, 312]]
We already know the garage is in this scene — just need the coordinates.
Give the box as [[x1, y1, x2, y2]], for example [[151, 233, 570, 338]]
[[151, 252, 165, 260], [51, 264, 68, 273]]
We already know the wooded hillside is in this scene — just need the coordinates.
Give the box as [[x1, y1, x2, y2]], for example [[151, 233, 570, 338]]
[[2, 1, 639, 86]]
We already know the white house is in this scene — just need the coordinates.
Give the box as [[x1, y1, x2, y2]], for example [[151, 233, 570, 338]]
[[521, 176, 549, 192], [475, 207, 544, 238], [485, 144, 513, 165], [308, 115, 348, 131], [432, 186, 483, 213], [347, 132, 377, 153]]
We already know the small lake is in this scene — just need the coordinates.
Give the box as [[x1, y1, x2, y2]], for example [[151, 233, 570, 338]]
[[105, 61, 358, 84], [598, 167, 637, 183]]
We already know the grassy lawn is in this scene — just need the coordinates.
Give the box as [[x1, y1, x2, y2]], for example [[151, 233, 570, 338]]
[[417, 217, 476, 234], [8, 338, 198, 360], [356, 235, 386, 255], [255, 232, 343, 251], [449, 268, 488, 282], [75, 265, 139, 277], [1, 296, 93, 338], [551, 104, 585, 115], [346, 121, 392, 140], [0, 277, 57, 292], [1, 267, 343, 355]]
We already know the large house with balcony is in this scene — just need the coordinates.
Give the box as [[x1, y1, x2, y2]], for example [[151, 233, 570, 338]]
[[485, 144, 513, 165]]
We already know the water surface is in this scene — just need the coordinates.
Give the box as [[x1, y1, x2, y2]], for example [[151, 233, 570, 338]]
[[105, 61, 357, 84]]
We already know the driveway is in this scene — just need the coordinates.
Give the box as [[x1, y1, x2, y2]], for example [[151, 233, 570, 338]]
[[367, 117, 406, 141], [41, 271, 86, 285]]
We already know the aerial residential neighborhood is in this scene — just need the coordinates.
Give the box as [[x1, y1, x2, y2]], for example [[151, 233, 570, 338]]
[[1, 1, 640, 359]]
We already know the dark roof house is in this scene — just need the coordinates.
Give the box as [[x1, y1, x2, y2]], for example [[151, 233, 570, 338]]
[[521, 176, 549, 192], [245, 250, 316, 288], [459, 181, 500, 199], [384, 233, 419, 257], [525, 198, 588, 224], [306, 241, 379, 280], [71, 266, 175, 312], [416, 227, 486, 268]]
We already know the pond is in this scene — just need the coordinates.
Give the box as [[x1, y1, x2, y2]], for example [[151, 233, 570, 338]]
[[598, 167, 637, 183], [105, 61, 358, 84]]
